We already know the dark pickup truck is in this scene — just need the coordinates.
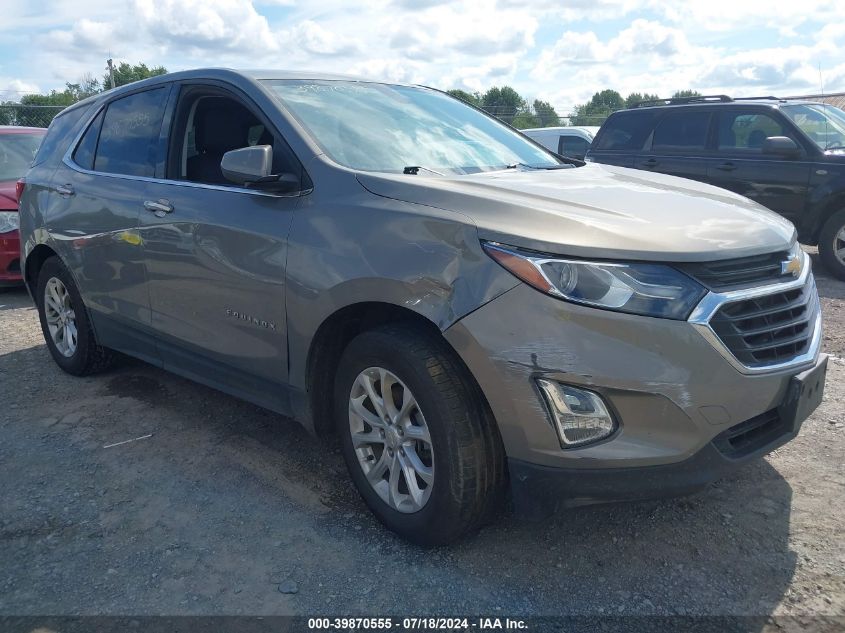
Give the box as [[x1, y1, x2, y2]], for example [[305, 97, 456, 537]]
[[586, 95, 845, 279]]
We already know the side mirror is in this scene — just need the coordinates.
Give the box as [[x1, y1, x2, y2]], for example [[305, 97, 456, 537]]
[[762, 136, 800, 158], [221, 145, 300, 193]]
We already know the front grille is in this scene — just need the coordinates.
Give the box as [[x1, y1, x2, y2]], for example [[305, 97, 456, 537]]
[[678, 250, 792, 290], [709, 276, 817, 367], [713, 409, 789, 459]]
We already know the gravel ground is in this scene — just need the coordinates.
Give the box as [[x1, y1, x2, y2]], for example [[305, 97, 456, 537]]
[[0, 250, 843, 622]]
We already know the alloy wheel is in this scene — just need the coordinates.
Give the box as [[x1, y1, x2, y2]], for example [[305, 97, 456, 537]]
[[835, 225, 845, 266], [348, 367, 434, 513], [43, 277, 77, 357]]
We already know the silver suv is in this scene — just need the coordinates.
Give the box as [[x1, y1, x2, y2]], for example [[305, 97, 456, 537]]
[[19, 69, 827, 544]]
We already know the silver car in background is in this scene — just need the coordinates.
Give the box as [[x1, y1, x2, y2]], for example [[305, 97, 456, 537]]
[[18, 69, 826, 544], [522, 125, 600, 159]]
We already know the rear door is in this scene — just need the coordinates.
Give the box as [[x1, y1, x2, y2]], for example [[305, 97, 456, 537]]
[[634, 108, 715, 182], [706, 108, 811, 224], [588, 110, 660, 167], [138, 82, 305, 411], [46, 85, 172, 363]]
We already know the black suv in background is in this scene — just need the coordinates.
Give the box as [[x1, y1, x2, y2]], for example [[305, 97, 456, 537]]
[[586, 95, 845, 279]]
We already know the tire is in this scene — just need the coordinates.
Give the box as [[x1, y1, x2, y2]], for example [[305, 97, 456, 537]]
[[818, 209, 845, 281], [335, 323, 507, 546], [36, 256, 115, 376]]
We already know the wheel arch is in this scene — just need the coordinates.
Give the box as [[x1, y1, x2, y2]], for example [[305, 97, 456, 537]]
[[807, 186, 845, 244], [23, 243, 59, 297], [303, 301, 500, 443]]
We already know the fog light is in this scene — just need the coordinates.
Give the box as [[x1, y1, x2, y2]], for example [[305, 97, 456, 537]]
[[536, 379, 616, 448]]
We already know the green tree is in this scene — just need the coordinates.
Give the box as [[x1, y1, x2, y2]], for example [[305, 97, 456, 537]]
[[511, 112, 539, 129], [571, 89, 624, 126], [480, 86, 527, 125], [532, 99, 560, 127], [672, 89, 702, 99], [3, 62, 167, 127], [103, 62, 167, 89], [625, 92, 661, 108], [446, 88, 481, 107]]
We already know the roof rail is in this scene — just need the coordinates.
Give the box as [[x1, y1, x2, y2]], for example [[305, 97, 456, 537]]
[[629, 94, 733, 108], [733, 95, 783, 101]]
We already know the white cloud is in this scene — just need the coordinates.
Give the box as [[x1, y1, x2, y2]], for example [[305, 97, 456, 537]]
[[656, 0, 845, 33], [3, 0, 845, 115], [532, 19, 706, 81], [0, 78, 40, 97]]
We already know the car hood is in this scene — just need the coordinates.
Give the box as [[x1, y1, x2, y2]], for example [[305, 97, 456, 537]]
[[356, 163, 796, 262], [0, 181, 17, 210]]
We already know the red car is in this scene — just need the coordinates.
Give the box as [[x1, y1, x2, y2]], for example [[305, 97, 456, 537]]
[[1, 126, 46, 285]]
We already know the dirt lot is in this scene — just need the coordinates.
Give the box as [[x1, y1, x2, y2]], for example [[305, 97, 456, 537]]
[[0, 251, 843, 623]]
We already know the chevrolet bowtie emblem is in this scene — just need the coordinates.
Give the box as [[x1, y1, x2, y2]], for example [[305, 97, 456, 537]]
[[781, 255, 802, 277]]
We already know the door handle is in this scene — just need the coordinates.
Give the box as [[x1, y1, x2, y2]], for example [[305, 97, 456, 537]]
[[55, 184, 74, 197], [641, 158, 659, 168], [143, 199, 174, 217], [716, 162, 737, 171]]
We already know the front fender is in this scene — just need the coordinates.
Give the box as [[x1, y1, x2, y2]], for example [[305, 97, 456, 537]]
[[284, 173, 519, 390], [805, 166, 845, 242]]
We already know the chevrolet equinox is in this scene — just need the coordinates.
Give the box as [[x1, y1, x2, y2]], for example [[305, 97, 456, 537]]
[[19, 70, 827, 545]]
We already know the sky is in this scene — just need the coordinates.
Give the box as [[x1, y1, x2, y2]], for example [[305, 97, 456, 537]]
[[1, 0, 844, 114]]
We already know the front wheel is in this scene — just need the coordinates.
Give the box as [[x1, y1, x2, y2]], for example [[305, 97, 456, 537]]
[[818, 209, 845, 281], [36, 257, 115, 375], [335, 324, 506, 545]]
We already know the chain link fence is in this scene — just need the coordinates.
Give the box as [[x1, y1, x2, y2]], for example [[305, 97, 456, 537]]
[[0, 104, 66, 128], [472, 105, 608, 129]]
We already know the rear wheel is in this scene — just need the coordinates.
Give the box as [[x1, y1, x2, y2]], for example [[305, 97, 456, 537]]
[[36, 257, 114, 375], [335, 323, 506, 545], [818, 209, 845, 281]]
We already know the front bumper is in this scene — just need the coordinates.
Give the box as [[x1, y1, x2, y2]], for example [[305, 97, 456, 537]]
[[0, 229, 22, 285], [444, 272, 825, 489], [510, 354, 826, 517]]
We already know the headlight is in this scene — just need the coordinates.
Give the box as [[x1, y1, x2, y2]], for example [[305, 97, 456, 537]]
[[482, 241, 706, 320], [0, 211, 19, 234]]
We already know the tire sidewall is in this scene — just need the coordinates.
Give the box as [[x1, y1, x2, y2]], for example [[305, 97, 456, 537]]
[[335, 331, 470, 543], [36, 258, 94, 374], [819, 210, 845, 281]]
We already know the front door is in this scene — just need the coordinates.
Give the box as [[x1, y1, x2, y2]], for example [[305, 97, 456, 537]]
[[706, 109, 811, 225], [139, 85, 304, 412]]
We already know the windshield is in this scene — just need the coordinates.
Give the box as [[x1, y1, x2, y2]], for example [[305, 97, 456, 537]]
[[262, 80, 561, 174], [0, 132, 44, 181], [782, 104, 845, 151]]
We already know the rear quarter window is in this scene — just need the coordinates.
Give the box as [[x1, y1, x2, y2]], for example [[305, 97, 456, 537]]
[[32, 104, 92, 168], [593, 111, 660, 151]]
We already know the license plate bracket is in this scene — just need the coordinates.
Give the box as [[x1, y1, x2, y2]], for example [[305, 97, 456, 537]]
[[778, 355, 828, 430]]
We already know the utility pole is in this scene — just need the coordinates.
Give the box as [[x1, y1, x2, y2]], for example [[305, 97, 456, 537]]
[[107, 58, 115, 90]]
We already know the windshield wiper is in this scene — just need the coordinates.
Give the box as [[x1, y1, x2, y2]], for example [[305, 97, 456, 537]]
[[825, 145, 845, 151], [505, 162, 573, 170], [403, 165, 446, 176]]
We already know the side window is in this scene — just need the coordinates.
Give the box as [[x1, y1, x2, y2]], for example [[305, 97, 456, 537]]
[[718, 111, 791, 152], [33, 104, 91, 168], [94, 88, 169, 177], [652, 111, 711, 151], [593, 111, 659, 151], [72, 110, 104, 170], [558, 135, 590, 158], [171, 91, 300, 187]]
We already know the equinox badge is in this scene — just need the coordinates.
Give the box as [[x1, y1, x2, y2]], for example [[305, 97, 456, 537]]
[[225, 309, 276, 330]]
